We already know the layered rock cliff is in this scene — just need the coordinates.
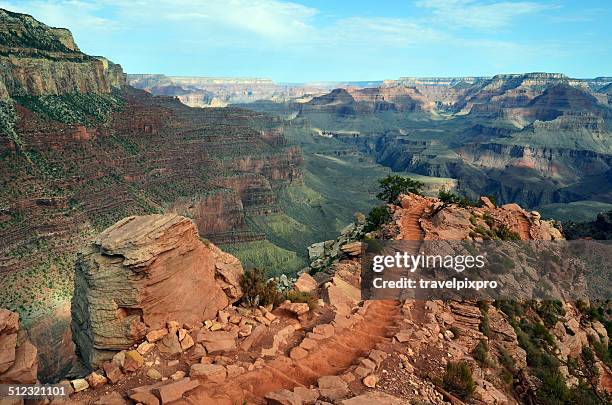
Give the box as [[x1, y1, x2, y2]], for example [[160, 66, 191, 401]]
[[0, 10, 302, 307], [71, 213, 243, 368], [300, 73, 612, 212], [127, 74, 330, 108], [0, 8, 125, 98], [0, 10, 303, 381]]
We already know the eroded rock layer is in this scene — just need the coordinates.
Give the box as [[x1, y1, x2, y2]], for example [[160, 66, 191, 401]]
[[71, 213, 243, 368], [0, 9, 125, 97], [0, 309, 38, 384]]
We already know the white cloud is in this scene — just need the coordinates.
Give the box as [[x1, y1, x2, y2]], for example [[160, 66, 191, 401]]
[[0, 0, 575, 80], [417, 0, 551, 30], [0, 0, 317, 40], [327, 17, 446, 47], [110, 0, 318, 40]]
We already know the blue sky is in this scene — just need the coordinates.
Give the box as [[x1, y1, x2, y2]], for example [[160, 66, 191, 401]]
[[2, 0, 611, 82]]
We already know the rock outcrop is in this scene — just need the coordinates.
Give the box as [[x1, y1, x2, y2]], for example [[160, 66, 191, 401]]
[[395, 193, 563, 241], [71, 214, 243, 368], [0, 309, 38, 384], [565, 209, 612, 240], [0, 8, 125, 98]]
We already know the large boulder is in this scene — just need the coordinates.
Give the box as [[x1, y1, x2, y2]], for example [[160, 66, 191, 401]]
[[71, 214, 243, 368], [0, 309, 38, 384]]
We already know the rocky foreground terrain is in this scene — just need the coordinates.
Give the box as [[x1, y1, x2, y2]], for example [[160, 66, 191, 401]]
[[0, 192, 605, 404]]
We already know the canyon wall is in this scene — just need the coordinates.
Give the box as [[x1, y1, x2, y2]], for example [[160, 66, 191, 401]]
[[0, 9, 125, 98], [127, 74, 330, 107], [0, 9, 303, 380], [298, 73, 611, 210]]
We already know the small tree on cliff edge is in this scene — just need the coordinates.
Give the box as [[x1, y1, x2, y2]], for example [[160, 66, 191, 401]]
[[376, 175, 424, 204]]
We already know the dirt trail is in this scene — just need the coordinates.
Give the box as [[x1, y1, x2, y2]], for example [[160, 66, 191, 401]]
[[187, 201, 431, 404], [399, 202, 428, 240], [190, 300, 401, 404]]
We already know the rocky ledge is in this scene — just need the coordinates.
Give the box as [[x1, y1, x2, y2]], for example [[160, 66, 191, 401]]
[[0, 309, 38, 384], [71, 214, 243, 369]]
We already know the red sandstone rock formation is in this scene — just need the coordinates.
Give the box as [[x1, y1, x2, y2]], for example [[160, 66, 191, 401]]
[[395, 193, 563, 241], [0, 309, 38, 384], [71, 214, 243, 368], [58, 194, 611, 404]]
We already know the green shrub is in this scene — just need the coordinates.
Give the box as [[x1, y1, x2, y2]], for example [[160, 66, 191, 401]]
[[479, 301, 491, 337], [482, 211, 495, 228], [576, 300, 605, 322], [536, 300, 565, 328], [493, 224, 521, 241], [285, 290, 318, 310], [473, 339, 491, 366], [536, 370, 571, 403], [240, 268, 284, 308], [442, 361, 475, 399], [439, 190, 476, 208], [499, 347, 516, 374], [570, 382, 610, 404], [589, 334, 611, 367], [469, 215, 478, 226], [480, 314, 490, 337], [364, 205, 392, 233], [376, 175, 424, 204], [495, 300, 525, 319], [582, 346, 599, 377]]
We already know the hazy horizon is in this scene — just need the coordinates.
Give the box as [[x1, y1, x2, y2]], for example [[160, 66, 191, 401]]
[[125, 72, 611, 84]]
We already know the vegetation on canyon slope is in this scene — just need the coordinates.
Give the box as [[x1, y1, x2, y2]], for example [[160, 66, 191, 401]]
[[14, 91, 124, 125]]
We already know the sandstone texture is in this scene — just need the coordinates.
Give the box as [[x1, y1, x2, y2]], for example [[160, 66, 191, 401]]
[[71, 214, 243, 368], [0, 309, 38, 384]]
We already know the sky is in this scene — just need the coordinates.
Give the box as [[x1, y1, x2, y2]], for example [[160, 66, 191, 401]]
[[1, 0, 611, 82]]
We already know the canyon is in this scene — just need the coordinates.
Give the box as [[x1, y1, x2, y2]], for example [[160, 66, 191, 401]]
[[243, 72, 612, 222], [0, 7, 611, 403], [127, 74, 383, 108], [0, 9, 395, 381]]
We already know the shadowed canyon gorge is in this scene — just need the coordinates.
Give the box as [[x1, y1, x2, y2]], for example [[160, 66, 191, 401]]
[[0, 6, 612, 405]]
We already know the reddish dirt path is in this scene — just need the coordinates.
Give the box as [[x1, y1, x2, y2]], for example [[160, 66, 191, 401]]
[[187, 201, 431, 404], [399, 202, 428, 240], [517, 214, 531, 240], [188, 300, 401, 404]]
